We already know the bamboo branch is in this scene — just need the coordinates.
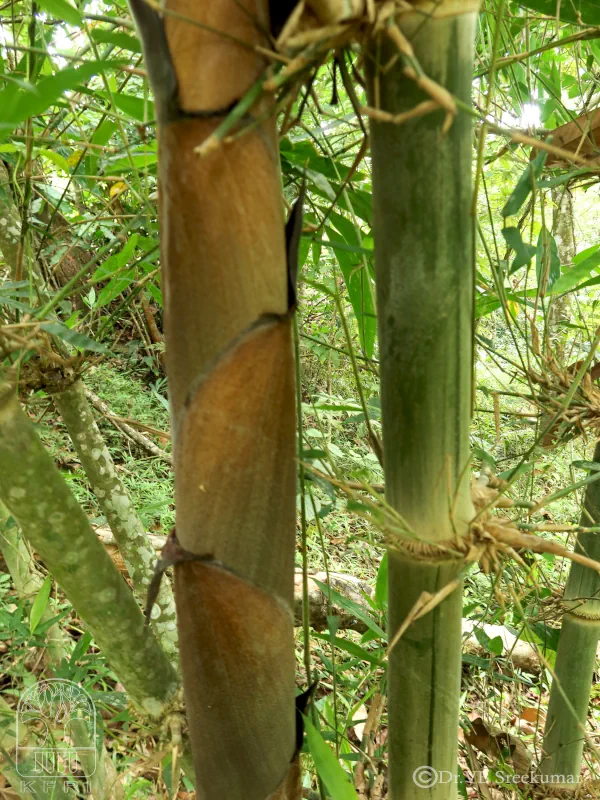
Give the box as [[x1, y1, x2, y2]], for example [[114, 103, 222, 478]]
[[54, 380, 178, 662], [84, 387, 172, 463], [0, 386, 179, 716]]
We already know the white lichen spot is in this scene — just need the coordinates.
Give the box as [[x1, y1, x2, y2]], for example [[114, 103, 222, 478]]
[[9, 487, 26, 500], [63, 551, 80, 565], [98, 587, 116, 603], [49, 511, 66, 526], [111, 493, 135, 523], [151, 605, 161, 620], [91, 448, 102, 460]]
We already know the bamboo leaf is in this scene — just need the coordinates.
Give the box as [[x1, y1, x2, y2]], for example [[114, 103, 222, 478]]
[[375, 553, 388, 612], [38, 148, 72, 173], [104, 143, 158, 173], [40, 321, 108, 353], [146, 282, 163, 306], [36, 0, 82, 25], [550, 246, 600, 295], [100, 91, 154, 122], [97, 269, 136, 307], [501, 149, 548, 217], [303, 716, 359, 800], [325, 217, 376, 358], [536, 227, 561, 292], [30, 575, 52, 634], [90, 29, 142, 53], [474, 627, 504, 655], [0, 62, 120, 136], [516, 0, 600, 25], [312, 632, 384, 665], [571, 460, 600, 471], [501, 226, 537, 272], [91, 234, 138, 281]]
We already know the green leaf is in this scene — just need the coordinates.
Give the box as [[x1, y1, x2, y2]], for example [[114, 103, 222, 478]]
[[520, 621, 560, 653], [501, 149, 548, 217], [498, 461, 535, 482], [313, 578, 386, 640], [375, 553, 388, 612], [535, 227, 560, 292], [306, 167, 336, 200], [92, 234, 138, 281], [472, 445, 496, 471], [40, 321, 108, 353], [69, 631, 93, 665], [97, 269, 136, 307], [0, 61, 121, 137], [87, 118, 118, 177], [303, 716, 359, 800], [571, 460, 600, 472], [38, 148, 71, 173], [462, 653, 491, 668], [312, 632, 383, 665], [302, 448, 328, 460], [314, 237, 373, 257], [30, 575, 52, 634], [501, 226, 536, 272], [145, 282, 163, 307], [36, 0, 82, 25], [327, 615, 340, 638], [90, 29, 142, 53], [326, 215, 376, 358], [101, 92, 154, 122], [475, 292, 502, 318], [571, 273, 600, 291], [474, 627, 504, 656], [457, 767, 469, 800], [516, 0, 600, 26], [313, 401, 362, 412], [550, 246, 600, 295], [105, 143, 158, 173]]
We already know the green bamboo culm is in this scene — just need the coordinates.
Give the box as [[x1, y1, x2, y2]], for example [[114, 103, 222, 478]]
[[541, 440, 600, 787], [0, 385, 179, 717], [366, 10, 477, 800]]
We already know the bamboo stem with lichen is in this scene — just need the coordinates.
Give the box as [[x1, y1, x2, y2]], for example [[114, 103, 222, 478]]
[[0, 385, 179, 717]]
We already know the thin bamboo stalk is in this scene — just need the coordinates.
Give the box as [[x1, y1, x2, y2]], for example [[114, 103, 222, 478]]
[[53, 380, 178, 662], [541, 440, 600, 786]]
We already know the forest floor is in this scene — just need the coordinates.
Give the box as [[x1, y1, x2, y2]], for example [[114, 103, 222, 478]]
[[1, 346, 599, 799]]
